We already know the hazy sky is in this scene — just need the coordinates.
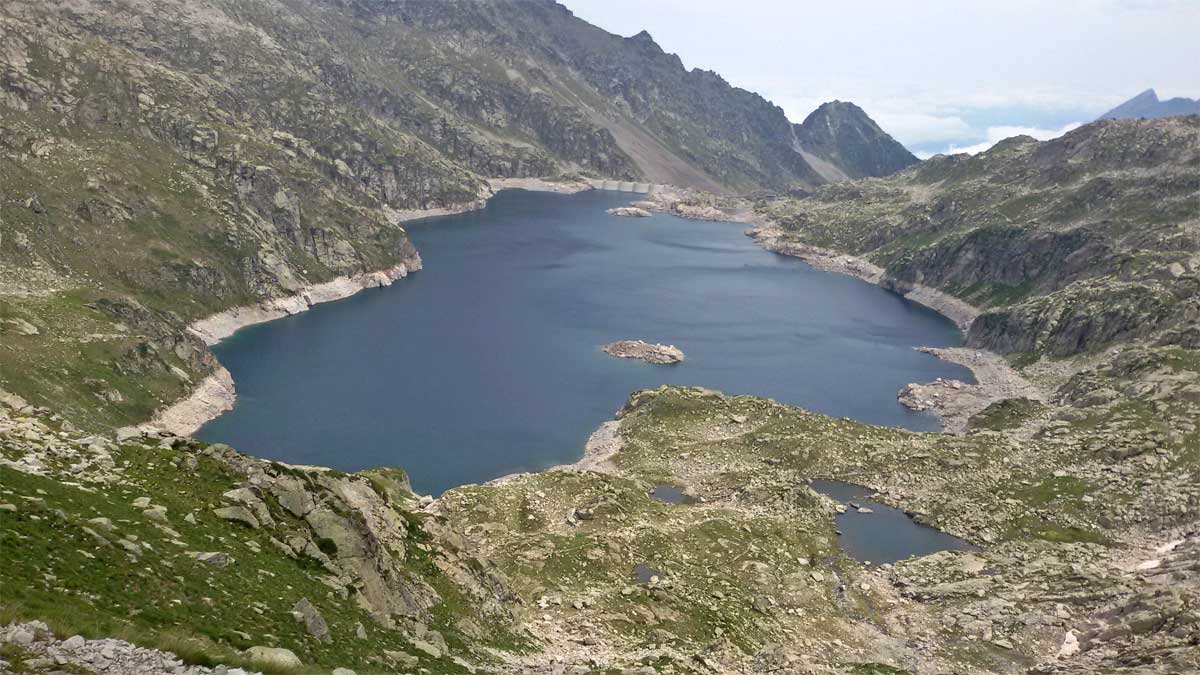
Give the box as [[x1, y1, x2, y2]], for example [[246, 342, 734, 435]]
[[563, 0, 1200, 156]]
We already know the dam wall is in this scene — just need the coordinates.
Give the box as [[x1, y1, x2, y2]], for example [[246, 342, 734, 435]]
[[588, 179, 657, 194]]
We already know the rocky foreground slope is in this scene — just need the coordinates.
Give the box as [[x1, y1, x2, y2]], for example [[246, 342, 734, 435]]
[[3, 372, 1197, 673]]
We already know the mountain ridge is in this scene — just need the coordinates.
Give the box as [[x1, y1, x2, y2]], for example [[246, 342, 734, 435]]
[[1098, 87, 1200, 120]]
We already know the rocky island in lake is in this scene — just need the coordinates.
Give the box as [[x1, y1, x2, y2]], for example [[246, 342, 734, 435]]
[[601, 340, 686, 364]]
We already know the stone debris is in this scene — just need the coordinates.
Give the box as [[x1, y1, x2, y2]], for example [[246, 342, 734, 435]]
[[1, 621, 261, 674]]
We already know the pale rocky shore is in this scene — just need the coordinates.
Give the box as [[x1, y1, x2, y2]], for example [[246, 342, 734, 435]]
[[898, 347, 1046, 434], [744, 224, 1040, 433], [188, 258, 423, 346], [605, 206, 651, 217], [144, 366, 236, 437], [482, 419, 624, 488], [602, 340, 686, 364], [747, 224, 979, 331], [487, 177, 593, 194], [145, 258, 422, 437]]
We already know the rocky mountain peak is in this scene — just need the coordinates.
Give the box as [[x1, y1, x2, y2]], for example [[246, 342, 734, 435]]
[[625, 28, 666, 54], [793, 100, 918, 181], [1130, 87, 1159, 102], [803, 100, 870, 123]]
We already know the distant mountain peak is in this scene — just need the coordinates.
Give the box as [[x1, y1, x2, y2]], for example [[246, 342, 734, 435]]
[[1099, 88, 1199, 120], [793, 101, 917, 181], [802, 101, 877, 129]]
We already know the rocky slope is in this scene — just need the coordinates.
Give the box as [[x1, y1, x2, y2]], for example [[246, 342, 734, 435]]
[[758, 116, 1200, 358], [5, 369, 1197, 673], [0, 389, 518, 673]]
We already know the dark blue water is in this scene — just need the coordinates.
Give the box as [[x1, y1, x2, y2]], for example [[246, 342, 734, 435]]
[[198, 190, 971, 494], [809, 480, 980, 564]]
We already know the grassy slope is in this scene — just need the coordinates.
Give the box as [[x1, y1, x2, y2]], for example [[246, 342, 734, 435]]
[[0, 418, 524, 672]]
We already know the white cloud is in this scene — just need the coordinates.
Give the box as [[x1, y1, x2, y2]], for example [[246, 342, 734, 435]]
[[933, 122, 1083, 157], [566, 0, 1199, 157], [868, 112, 973, 147]]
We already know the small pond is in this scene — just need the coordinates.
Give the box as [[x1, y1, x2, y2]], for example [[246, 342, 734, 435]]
[[809, 479, 980, 564], [649, 484, 698, 505]]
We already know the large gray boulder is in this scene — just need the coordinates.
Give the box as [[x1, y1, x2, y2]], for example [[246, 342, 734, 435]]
[[245, 646, 302, 670], [292, 597, 330, 642]]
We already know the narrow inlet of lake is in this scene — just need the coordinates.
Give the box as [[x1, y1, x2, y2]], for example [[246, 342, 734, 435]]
[[198, 189, 971, 494]]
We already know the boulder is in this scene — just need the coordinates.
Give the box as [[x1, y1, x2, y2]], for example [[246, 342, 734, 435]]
[[114, 427, 141, 443], [271, 477, 315, 518], [213, 505, 260, 529], [292, 597, 330, 642], [142, 505, 169, 522], [194, 551, 230, 567], [411, 639, 443, 659], [5, 626, 35, 646], [245, 646, 302, 670], [304, 508, 366, 558], [0, 318, 39, 335]]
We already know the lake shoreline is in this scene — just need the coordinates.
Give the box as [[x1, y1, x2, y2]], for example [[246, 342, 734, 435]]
[[741, 223, 1041, 433], [611, 191, 1039, 434], [746, 224, 979, 331], [146, 257, 423, 435], [145, 180, 603, 437], [150, 179, 1035, 477]]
